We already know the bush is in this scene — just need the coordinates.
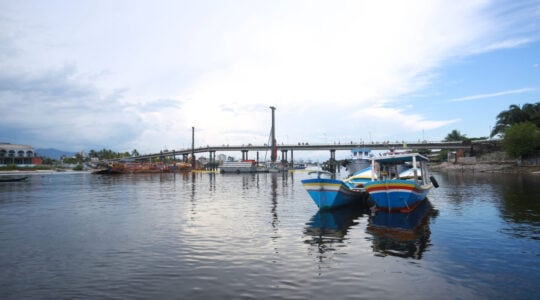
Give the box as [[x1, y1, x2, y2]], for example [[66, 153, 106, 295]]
[[73, 164, 84, 171], [502, 122, 540, 158]]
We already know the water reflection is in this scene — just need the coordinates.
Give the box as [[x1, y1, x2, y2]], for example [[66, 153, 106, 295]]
[[304, 205, 367, 254], [366, 200, 438, 259], [499, 174, 540, 240]]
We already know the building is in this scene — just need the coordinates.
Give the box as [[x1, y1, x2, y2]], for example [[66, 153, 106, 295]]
[[0, 143, 41, 166]]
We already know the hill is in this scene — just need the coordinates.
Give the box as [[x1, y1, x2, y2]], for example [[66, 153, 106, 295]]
[[35, 148, 76, 160]]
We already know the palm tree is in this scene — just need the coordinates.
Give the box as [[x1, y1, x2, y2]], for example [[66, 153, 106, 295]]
[[491, 102, 540, 137], [444, 130, 467, 141]]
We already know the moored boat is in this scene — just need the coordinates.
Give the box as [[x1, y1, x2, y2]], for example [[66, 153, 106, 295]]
[[0, 176, 29, 182], [363, 153, 439, 213], [343, 148, 372, 176], [92, 162, 192, 174], [301, 171, 371, 210], [220, 160, 257, 173]]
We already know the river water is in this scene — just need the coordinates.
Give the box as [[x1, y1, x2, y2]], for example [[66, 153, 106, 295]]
[[1, 170, 539, 299]]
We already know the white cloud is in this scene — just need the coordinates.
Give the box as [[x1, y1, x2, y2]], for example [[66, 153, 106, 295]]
[[449, 88, 536, 102], [1, 0, 539, 152]]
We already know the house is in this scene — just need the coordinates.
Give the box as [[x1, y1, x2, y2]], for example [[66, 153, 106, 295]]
[[0, 143, 41, 166]]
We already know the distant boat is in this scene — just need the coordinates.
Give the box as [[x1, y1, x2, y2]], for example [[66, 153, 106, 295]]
[[301, 171, 371, 210], [292, 163, 307, 170], [0, 176, 29, 182], [220, 160, 257, 173], [363, 153, 439, 213], [343, 148, 372, 176], [92, 162, 191, 174]]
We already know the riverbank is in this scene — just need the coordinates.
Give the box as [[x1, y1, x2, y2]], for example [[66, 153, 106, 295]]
[[431, 161, 540, 174], [0, 170, 91, 176]]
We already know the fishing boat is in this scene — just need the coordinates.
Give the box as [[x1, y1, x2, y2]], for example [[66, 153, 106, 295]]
[[0, 176, 29, 182], [220, 160, 257, 173], [301, 170, 372, 210], [363, 153, 439, 213], [92, 162, 192, 174], [343, 147, 372, 176]]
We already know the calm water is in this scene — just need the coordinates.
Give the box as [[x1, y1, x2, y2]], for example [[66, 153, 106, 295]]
[[1, 170, 539, 299]]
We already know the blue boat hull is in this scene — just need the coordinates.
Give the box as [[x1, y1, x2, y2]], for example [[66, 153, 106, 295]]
[[301, 178, 368, 210], [364, 179, 432, 212]]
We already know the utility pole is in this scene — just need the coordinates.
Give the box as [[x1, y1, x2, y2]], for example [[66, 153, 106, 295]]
[[191, 126, 195, 168], [270, 106, 277, 163]]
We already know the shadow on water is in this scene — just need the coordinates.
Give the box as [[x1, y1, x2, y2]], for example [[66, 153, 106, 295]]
[[366, 200, 439, 259]]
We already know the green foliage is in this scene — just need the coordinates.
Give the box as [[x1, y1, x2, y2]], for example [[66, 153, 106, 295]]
[[41, 157, 56, 165], [491, 102, 540, 137], [436, 149, 449, 161], [86, 148, 133, 160], [72, 164, 84, 171], [444, 130, 467, 141], [2, 164, 18, 170], [417, 148, 432, 156], [502, 122, 540, 158]]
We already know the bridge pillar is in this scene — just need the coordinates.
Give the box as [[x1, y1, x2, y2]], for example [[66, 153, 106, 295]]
[[242, 150, 249, 160], [329, 149, 338, 173], [290, 149, 294, 167], [281, 150, 288, 163], [208, 151, 217, 170]]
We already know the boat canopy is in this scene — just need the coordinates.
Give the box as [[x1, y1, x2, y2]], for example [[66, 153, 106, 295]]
[[371, 153, 429, 164]]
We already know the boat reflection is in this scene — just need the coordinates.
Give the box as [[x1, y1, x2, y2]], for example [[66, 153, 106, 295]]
[[304, 204, 367, 252], [366, 200, 438, 259]]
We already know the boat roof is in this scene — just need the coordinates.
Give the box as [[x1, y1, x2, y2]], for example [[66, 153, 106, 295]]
[[371, 153, 429, 163]]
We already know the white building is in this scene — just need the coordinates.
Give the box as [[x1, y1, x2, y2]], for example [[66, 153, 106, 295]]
[[0, 143, 40, 166]]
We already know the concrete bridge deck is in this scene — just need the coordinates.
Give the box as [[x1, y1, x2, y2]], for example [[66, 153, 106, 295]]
[[114, 140, 490, 162]]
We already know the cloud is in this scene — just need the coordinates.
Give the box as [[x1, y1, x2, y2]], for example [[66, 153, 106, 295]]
[[448, 88, 536, 102], [346, 106, 460, 135], [1, 0, 539, 153]]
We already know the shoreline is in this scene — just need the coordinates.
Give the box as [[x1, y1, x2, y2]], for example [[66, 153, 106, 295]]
[[0, 170, 91, 176], [430, 161, 540, 174]]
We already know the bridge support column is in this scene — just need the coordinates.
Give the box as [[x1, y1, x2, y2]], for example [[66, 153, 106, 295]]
[[281, 150, 288, 163], [208, 151, 216, 170], [329, 149, 337, 173], [242, 150, 249, 161], [290, 149, 294, 167]]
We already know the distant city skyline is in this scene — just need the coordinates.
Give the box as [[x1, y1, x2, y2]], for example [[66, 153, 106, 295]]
[[1, 1, 539, 161]]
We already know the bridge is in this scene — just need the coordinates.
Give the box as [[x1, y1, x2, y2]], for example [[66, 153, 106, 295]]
[[113, 140, 489, 165]]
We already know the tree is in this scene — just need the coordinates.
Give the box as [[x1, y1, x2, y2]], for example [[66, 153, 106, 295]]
[[444, 130, 467, 141], [131, 149, 140, 156], [491, 102, 540, 137], [502, 122, 540, 158]]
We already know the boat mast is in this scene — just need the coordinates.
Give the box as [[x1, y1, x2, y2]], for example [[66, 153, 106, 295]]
[[270, 106, 277, 163]]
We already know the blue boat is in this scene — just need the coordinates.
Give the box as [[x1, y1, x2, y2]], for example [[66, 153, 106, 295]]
[[363, 153, 439, 213], [301, 170, 372, 210]]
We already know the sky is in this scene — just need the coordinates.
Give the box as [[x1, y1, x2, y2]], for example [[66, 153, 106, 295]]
[[1, 0, 539, 160]]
